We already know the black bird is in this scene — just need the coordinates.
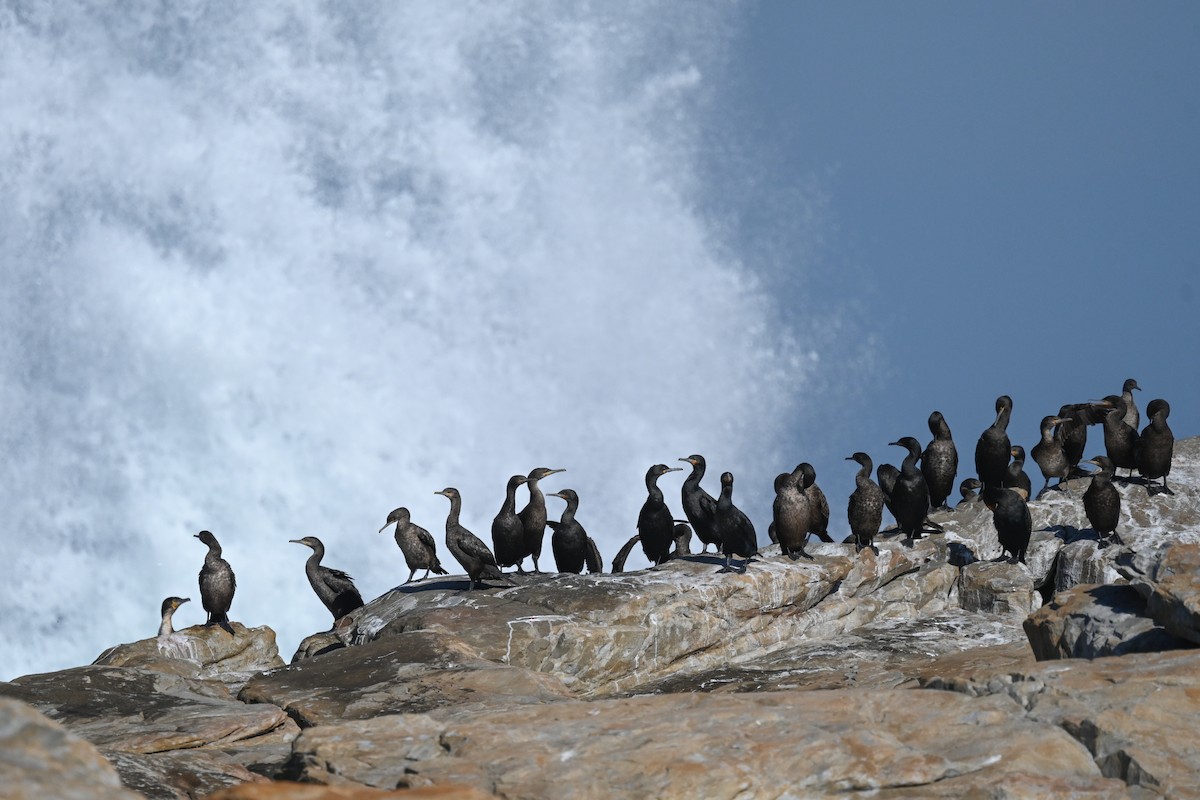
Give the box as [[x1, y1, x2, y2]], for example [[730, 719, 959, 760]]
[[519, 467, 567, 573], [1003, 445, 1033, 499], [773, 469, 812, 560], [714, 472, 758, 572], [1101, 396, 1138, 479], [435, 488, 509, 590], [584, 536, 604, 574], [611, 523, 691, 573], [958, 478, 982, 506], [289, 536, 365, 621], [985, 487, 1032, 564], [158, 597, 190, 637], [975, 395, 1013, 493], [379, 507, 448, 583], [876, 462, 900, 520], [1082, 457, 1122, 547], [1030, 415, 1071, 497], [889, 437, 930, 545], [795, 463, 835, 543], [194, 531, 236, 634], [679, 455, 720, 554], [638, 464, 682, 566], [766, 472, 788, 544], [1135, 399, 1175, 495], [846, 452, 884, 553], [1054, 403, 1092, 475], [547, 489, 590, 574], [491, 475, 530, 572], [922, 411, 958, 510], [1120, 378, 1141, 431]]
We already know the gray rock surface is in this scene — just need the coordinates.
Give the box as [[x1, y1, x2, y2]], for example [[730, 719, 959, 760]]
[[93, 623, 286, 691], [1024, 583, 1189, 660]]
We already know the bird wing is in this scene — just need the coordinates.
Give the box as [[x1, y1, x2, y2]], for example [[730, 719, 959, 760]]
[[585, 537, 603, 573], [460, 531, 499, 566], [414, 525, 437, 551], [547, 520, 561, 532], [320, 565, 357, 588], [611, 534, 640, 573]]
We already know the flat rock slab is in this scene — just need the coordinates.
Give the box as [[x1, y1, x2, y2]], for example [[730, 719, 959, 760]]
[[921, 648, 1200, 797], [1024, 583, 1189, 660], [957, 560, 1038, 616], [286, 688, 1122, 798], [0, 697, 141, 800], [210, 782, 494, 799], [239, 631, 573, 726], [94, 623, 286, 691], [0, 666, 290, 753]]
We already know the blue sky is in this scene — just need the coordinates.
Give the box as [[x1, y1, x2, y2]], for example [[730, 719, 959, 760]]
[[707, 3, 1199, 511]]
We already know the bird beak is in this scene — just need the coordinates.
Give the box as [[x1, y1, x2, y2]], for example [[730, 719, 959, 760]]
[[887, 440, 901, 448], [378, 523, 390, 533], [192, 533, 201, 539], [679, 457, 694, 464], [665, 467, 682, 473], [180, 598, 191, 605], [548, 468, 566, 475], [845, 456, 855, 461], [288, 539, 304, 545]]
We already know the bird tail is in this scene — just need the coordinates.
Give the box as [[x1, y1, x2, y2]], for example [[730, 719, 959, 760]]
[[432, 559, 449, 575], [213, 613, 235, 635]]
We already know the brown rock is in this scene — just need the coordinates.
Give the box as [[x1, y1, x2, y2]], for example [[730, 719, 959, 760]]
[[1135, 542, 1200, 644], [93, 623, 286, 691], [209, 781, 492, 799], [0, 697, 140, 800], [957, 560, 1039, 616]]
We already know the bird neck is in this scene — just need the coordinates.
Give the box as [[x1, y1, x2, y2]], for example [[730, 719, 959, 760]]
[[993, 405, 1011, 432], [158, 610, 176, 636], [502, 484, 520, 513], [856, 462, 872, 483], [445, 495, 462, 526], [683, 462, 704, 488], [645, 473, 663, 500], [559, 497, 578, 523]]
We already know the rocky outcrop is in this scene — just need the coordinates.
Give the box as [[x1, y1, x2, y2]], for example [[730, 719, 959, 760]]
[[9, 437, 1200, 798], [93, 623, 286, 691], [0, 697, 140, 800]]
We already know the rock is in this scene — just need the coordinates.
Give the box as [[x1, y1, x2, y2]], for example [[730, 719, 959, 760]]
[[292, 632, 345, 662], [209, 781, 493, 798], [0, 666, 290, 754], [1055, 539, 1121, 593], [1023, 583, 1189, 661], [93, 623, 286, 691], [105, 749, 269, 800], [239, 630, 574, 726], [284, 688, 1122, 797], [957, 560, 1039, 617], [1132, 542, 1200, 645], [0, 697, 140, 800], [921, 648, 1200, 798]]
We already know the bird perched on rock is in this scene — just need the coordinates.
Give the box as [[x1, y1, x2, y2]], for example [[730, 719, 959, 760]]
[[889, 437, 930, 546], [846, 452, 884, 553], [1031, 415, 1071, 497], [158, 597, 190, 637], [611, 523, 692, 573], [1119, 378, 1141, 431], [679, 455, 720, 554], [795, 463, 834, 543], [547, 489, 591, 574], [435, 488, 510, 590], [1082, 457, 1121, 547], [289, 536, 365, 621], [714, 472, 758, 572], [1100, 396, 1138, 479], [975, 395, 1013, 494], [491, 475, 529, 572], [518, 467, 566, 573], [1004, 445, 1033, 499], [985, 487, 1032, 564], [773, 469, 812, 560], [922, 411, 958, 510], [379, 507, 448, 583], [638, 463, 682, 566], [958, 478, 983, 506], [877, 462, 900, 520], [1135, 399, 1174, 496], [194, 531, 236, 635]]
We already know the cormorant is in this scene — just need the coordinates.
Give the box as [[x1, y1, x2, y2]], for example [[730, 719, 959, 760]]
[[1003, 445, 1033, 499], [714, 471, 758, 572], [795, 463, 834, 543], [638, 464, 682, 566], [1082, 457, 1121, 547], [547, 489, 590, 574], [889, 437, 930, 545], [1054, 404, 1089, 475], [1120, 378, 1141, 431], [985, 487, 1032, 564], [518, 467, 566, 573], [1101, 396, 1138, 479], [1030, 416, 1071, 497], [611, 523, 692, 573], [922, 411, 958, 510], [846, 452, 884, 553], [194, 531, 236, 635], [1135, 399, 1174, 495], [289, 536, 365, 621], [379, 507, 448, 583], [491, 475, 530, 572], [974, 395, 1013, 493], [435, 488, 509, 590], [958, 478, 982, 506], [158, 597, 189, 637], [767, 472, 788, 544], [876, 463, 900, 520], [679, 455, 721, 554], [773, 468, 812, 560]]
